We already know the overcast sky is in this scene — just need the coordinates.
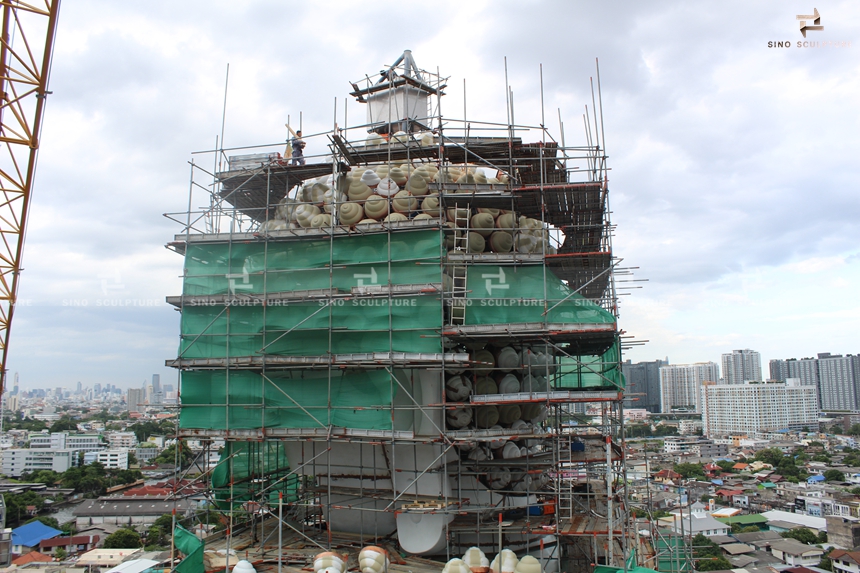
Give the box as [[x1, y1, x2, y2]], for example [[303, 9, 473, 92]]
[[8, 1, 860, 390]]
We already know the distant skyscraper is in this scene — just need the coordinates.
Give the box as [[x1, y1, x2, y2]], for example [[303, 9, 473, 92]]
[[769, 359, 788, 382], [11, 373, 18, 395], [622, 358, 666, 413], [721, 349, 762, 384], [152, 374, 161, 394], [659, 362, 720, 413], [94, 383, 101, 395], [127, 388, 144, 413], [76, 381, 82, 393], [818, 354, 860, 411]]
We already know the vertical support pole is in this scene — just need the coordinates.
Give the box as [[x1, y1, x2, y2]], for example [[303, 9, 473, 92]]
[[606, 434, 614, 566], [498, 512, 503, 555], [278, 491, 283, 573]]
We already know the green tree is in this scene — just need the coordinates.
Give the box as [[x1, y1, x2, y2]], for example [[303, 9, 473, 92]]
[[673, 462, 705, 479], [716, 460, 735, 472], [823, 469, 845, 482], [697, 557, 733, 571], [49, 416, 78, 433], [740, 525, 761, 533], [103, 528, 141, 549], [820, 547, 834, 571], [26, 516, 59, 529], [54, 547, 68, 561], [154, 441, 193, 467], [3, 491, 45, 525], [692, 533, 721, 558], [144, 515, 173, 548], [23, 470, 62, 486], [781, 527, 818, 545], [755, 448, 785, 466]]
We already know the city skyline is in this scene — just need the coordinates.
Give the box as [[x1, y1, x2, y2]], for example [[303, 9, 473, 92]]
[[5, 1, 859, 387]]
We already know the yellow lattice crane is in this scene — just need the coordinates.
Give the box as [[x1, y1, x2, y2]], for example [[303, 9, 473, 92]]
[[0, 0, 60, 394]]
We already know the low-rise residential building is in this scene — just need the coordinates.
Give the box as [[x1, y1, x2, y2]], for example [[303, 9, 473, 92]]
[[678, 419, 703, 435], [106, 432, 137, 449], [28, 432, 103, 453], [830, 549, 860, 573], [134, 446, 159, 465], [0, 449, 76, 477], [662, 437, 728, 458], [83, 449, 129, 470], [770, 539, 824, 567], [38, 535, 100, 556], [10, 521, 61, 556]]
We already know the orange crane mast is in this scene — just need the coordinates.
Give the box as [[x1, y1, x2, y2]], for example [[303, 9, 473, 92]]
[[0, 0, 61, 393]]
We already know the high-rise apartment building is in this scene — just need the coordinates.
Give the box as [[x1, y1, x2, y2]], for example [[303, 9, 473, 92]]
[[659, 362, 720, 413], [127, 388, 144, 413], [818, 354, 860, 411], [622, 359, 666, 413], [770, 359, 789, 382], [721, 349, 762, 384], [152, 374, 161, 394], [702, 380, 819, 437], [788, 358, 820, 387]]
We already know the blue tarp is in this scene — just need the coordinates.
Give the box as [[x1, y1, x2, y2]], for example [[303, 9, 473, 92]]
[[807, 474, 826, 483], [11, 521, 62, 547]]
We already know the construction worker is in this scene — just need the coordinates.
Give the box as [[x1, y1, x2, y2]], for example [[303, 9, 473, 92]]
[[289, 129, 306, 166]]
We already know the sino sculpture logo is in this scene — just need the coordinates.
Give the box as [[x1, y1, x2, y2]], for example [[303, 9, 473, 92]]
[[797, 8, 823, 37]]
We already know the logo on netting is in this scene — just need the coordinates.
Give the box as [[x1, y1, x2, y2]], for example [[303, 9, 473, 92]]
[[227, 270, 253, 294], [354, 268, 378, 286], [482, 268, 510, 295]]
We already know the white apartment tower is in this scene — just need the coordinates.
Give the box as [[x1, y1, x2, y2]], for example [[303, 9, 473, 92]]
[[702, 380, 819, 437], [721, 349, 762, 384], [659, 362, 720, 413], [818, 354, 860, 411]]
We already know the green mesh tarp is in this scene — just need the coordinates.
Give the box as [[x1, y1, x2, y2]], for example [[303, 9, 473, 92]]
[[555, 340, 623, 390], [210, 441, 299, 510], [180, 369, 395, 430], [183, 230, 441, 295], [180, 231, 443, 358], [464, 265, 616, 325], [174, 525, 204, 573], [178, 296, 442, 358]]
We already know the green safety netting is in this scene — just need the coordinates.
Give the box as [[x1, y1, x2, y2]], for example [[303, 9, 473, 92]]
[[183, 230, 441, 295], [174, 525, 205, 573], [464, 265, 616, 325], [178, 295, 442, 358], [180, 231, 444, 358], [210, 441, 300, 509], [180, 369, 395, 430], [555, 340, 623, 390]]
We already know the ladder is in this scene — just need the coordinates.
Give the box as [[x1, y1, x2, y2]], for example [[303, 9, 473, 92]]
[[449, 205, 470, 325]]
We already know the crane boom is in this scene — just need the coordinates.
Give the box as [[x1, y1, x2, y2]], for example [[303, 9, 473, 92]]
[[0, 0, 60, 394]]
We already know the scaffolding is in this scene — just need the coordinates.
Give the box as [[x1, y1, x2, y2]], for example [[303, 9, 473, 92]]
[[165, 51, 631, 572]]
